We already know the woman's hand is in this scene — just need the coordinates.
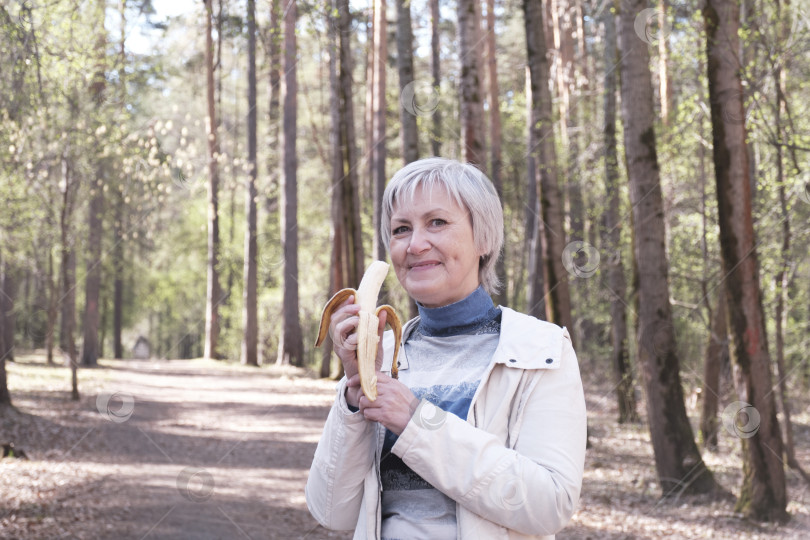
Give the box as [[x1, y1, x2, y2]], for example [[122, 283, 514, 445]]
[[329, 297, 387, 408], [355, 372, 419, 435]]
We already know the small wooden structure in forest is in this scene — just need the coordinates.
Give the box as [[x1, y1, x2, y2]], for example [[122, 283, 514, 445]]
[[132, 336, 151, 359]]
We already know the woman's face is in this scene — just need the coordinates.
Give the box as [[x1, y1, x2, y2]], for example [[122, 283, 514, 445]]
[[389, 184, 483, 308]]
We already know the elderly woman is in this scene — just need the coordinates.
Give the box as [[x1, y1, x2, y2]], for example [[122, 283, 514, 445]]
[[306, 157, 586, 539]]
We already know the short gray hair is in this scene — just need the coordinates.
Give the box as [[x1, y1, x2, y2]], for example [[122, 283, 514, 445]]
[[381, 157, 504, 296]]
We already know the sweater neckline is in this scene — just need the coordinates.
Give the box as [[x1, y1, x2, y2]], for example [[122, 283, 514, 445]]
[[416, 286, 500, 337]]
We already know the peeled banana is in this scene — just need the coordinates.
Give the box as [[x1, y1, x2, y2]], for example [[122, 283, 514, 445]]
[[315, 261, 402, 401]]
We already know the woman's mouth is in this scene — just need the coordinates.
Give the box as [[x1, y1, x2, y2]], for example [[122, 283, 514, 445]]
[[409, 260, 441, 271]]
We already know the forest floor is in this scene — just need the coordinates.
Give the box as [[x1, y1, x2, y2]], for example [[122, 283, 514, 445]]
[[1, 352, 809, 539]]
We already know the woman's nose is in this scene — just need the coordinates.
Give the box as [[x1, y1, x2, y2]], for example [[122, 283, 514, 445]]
[[407, 228, 430, 254]]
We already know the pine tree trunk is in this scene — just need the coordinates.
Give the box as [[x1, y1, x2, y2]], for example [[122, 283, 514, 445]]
[[602, 10, 637, 424], [525, 67, 545, 319], [204, 0, 222, 361], [0, 264, 15, 365], [617, 0, 717, 495], [0, 248, 9, 405], [429, 0, 441, 156], [323, 0, 344, 379], [704, 0, 787, 519], [523, 0, 574, 337], [371, 0, 387, 262], [396, 0, 418, 165], [242, 0, 259, 366], [458, 0, 485, 167], [700, 283, 727, 450], [485, 0, 506, 306], [80, 183, 103, 367], [277, 0, 304, 367], [81, 2, 106, 367], [113, 194, 124, 359], [337, 0, 365, 285]]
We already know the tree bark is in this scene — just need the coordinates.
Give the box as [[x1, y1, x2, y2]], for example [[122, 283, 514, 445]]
[[429, 0, 441, 156], [0, 250, 9, 406], [277, 0, 304, 366], [704, 0, 788, 519], [337, 0, 365, 285], [204, 0, 222, 361], [458, 0, 486, 167], [113, 194, 124, 359], [700, 283, 728, 450], [0, 263, 15, 365], [81, 0, 106, 367], [485, 0, 506, 305], [523, 0, 574, 337], [772, 0, 807, 482], [323, 0, 344, 379], [525, 66, 545, 320], [371, 0, 387, 262], [602, 10, 637, 424], [242, 0, 259, 366], [618, 0, 717, 495], [396, 0, 418, 167], [80, 177, 103, 367]]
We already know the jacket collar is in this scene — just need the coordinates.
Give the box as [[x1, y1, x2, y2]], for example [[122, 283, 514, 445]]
[[384, 306, 565, 373]]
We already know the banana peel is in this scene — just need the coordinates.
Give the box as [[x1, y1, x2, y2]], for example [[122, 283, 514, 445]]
[[315, 261, 402, 401]]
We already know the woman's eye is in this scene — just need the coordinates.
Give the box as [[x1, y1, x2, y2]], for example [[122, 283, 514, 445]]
[[430, 218, 447, 227], [392, 226, 409, 235]]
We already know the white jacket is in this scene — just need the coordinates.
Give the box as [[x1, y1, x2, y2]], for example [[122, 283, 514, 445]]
[[306, 306, 587, 539]]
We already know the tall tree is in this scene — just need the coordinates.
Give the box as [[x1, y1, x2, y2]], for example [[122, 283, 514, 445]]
[[429, 0, 441, 156], [112, 0, 127, 360], [371, 0, 387, 262], [242, 0, 259, 366], [0, 249, 9, 407], [617, 0, 717, 495], [771, 0, 809, 485], [277, 0, 304, 366], [336, 0, 365, 285], [484, 0, 506, 305], [458, 0, 485, 167], [524, 66, 545, 319], [203, 0, 222, 361], [80, 0, 107, 367], [323, 0, 343, 379], [699, 283, 728, 449], [602, 10, 637, 424], [396, 0, 418, 165], [523, 0, 574, 336], [703, 0, 787, 519]]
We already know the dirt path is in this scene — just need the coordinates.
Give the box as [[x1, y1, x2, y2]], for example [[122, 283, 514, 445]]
[[4, 356, 809, 539], [2, 359, 352, 540]]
